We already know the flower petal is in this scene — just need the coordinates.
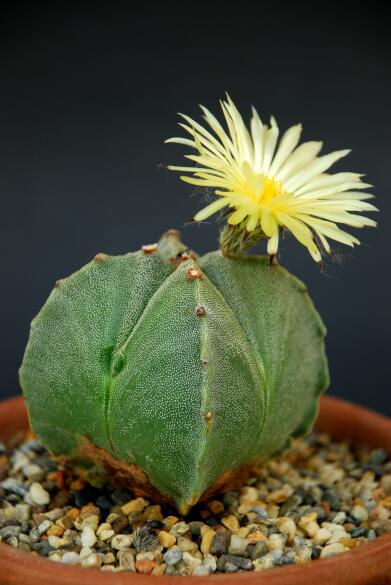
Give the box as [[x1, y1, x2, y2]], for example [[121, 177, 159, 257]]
[[194, 197, 230, 221]]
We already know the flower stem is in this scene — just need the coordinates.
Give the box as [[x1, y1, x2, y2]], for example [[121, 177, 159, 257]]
[[219, 223, 267, 256]]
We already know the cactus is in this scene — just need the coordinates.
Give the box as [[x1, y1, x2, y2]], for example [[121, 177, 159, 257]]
[[19, 96, 377, 514], [20, 230, 328, 514]]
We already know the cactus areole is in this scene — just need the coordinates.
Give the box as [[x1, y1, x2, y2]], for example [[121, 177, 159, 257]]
[[20, 97, 377, 514]]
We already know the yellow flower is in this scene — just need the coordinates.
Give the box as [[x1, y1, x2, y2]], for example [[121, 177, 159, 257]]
[[166, 96, 377, 261]]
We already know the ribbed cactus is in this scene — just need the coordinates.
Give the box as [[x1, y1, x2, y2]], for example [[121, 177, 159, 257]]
[[20, 230, 328, 514], [20, 95, 377, 514]]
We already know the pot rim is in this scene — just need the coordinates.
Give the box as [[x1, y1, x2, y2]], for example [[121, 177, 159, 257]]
[[0, 394, 391, 585]]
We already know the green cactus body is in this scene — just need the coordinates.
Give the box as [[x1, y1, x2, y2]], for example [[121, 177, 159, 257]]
[[19, 231, 328, 514]]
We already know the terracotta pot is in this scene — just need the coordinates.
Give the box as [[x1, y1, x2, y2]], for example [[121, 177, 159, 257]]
[[1, 395, 391, 585]]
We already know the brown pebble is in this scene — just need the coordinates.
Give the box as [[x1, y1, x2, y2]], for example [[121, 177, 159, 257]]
[[112, 515, 129, 534], [221, 515, 240, 534], [207, 500, 225, 515], [80, 504, 100, 520], [200, 527, 216, 554], [142, 505, 163, 522], [51, 491, 69, 508], [158, 530, 176, 548], [136, 559, 157, 574], [121, 497, 148, 515], [47, 525, 64, 537], [151, 563, 166, 576], [56, 516, 74, 530], [47, 471, 65, 490], [163, 516, 179, 531], [339, 537, 360, 549], [70, 478, 85, 491], [67, 508, 80, 521], [266, 489, 290, 504], [246, 530, 266, 544]]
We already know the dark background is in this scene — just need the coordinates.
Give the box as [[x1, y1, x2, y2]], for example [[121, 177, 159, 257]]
[[0, 5, 390, 414]]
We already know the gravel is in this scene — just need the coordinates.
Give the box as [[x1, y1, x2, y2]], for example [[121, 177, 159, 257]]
[[1, 429, 390, 574]]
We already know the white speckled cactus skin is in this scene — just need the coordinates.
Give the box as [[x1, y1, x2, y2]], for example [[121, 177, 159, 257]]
[[19, 230, 329, 513]]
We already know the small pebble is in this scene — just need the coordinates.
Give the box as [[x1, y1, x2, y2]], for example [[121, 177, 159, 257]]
[[118, 550, 136, 571], [276, 517, 296, 541], [81, 526, 97, 548], [1, 478, 27, 497], [210, 528, 230, 555], [158, 530, 176, 548], [314, 527, 332, 545], [29, 482, 50, 505], [81, 553, 102, 569], [221, 554, 253, 570], [352, 505, 369, 523], [111, 533, 132, 550], [136, 558, 157, 574], [170, 521, 190, 537], [23, 464, 43, 479], [193, 564, 210, 576], [200, 527, 215, 554], [250, 506, 268, 520], [38, 520, 53, 535], [96, 522, 115, 541], [320, 543, 346, 557], [163, 548, 183, 565], [61, 552, 80, 565], [228, 535, 248, 556], [221, 515, 240, 533]]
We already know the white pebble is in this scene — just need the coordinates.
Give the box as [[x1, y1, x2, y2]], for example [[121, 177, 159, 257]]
[[328, 533, 348, 545], [253, 553, 275, 571], [81, 526, 97, 548], [48, 535, 65, 549], [48, 551, 63, 562], [332, 511, 346, 524], [193, 565, 210, 576], [29, 482, 50, 505], [61, 552, 80, 565], [23, 464, 43, 479], [277, 517, 296, 541], [320, 543, 346, 558], [81, 553, 102, 569], [80, 547, 93, 560], [352, 505, 368, 522], [38, 520, 53, 535], [11, 452, 30, 471], [267, 533, 285, 550], [271, 549, 283, 561], [111, 534, 132, 550], [203, 553, 217, 572], [313, 528, 332, 545], [81, 515, 99, 531], [182, 551, 202, 572], [97, 523, 115, 541], [228, 535, 248, 556]]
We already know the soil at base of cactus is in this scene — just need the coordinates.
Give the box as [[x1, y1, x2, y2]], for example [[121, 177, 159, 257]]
[[1, 431, 391, 576], [76, 439, 266, 515]]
